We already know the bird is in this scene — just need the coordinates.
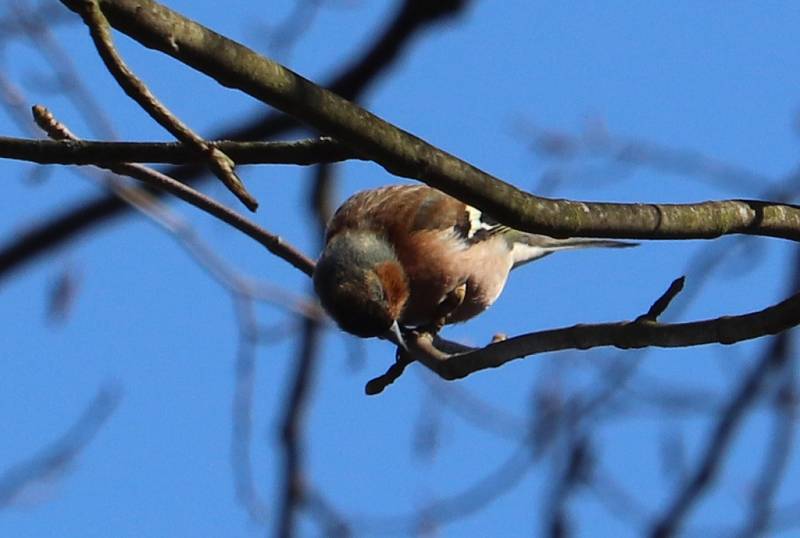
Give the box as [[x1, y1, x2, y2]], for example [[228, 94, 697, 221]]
[[313, 184, 634, 344]]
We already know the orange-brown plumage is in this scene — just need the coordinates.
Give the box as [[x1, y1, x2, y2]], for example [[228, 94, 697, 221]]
[[313, 185, 634, 341], [373, 261, 409, 322]]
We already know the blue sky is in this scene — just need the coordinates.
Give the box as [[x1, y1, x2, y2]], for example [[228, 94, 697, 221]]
[[1, 1, 800, 537]]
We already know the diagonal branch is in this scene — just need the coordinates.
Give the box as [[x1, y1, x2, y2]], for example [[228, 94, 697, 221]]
[[648, 247, 800, 537], [71, 0, 258, 210], [0, 385, 121, 508], [32, 105, 314, 275], [635, 276, 686, 323], [0, 0, 465, 283], [56, 0, 800, 243], [648, 334, 790, 538]]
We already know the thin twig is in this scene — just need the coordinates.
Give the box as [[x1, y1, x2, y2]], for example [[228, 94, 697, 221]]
[[636, 276, 686, 323], [0, 135, 358, 165], [353, 442, 534, 534], [73, 0, 258, 210], [31, 105, 315, 275], [365, 350, 414, 395], [230, 298, 270, 525]]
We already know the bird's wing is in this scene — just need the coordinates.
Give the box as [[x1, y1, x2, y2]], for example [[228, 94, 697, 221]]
[[325, 185, 634, 265], [326, 185, 493, 246]]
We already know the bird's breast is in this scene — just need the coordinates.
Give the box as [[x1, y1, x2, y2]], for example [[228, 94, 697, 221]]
[[396, 232, 513, 326]]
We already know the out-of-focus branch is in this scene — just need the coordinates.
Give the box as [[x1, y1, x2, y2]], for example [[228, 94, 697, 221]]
[[419, 372, 529, 441], [353, 442, 534, 534], [544, 434, 591, 537], [0, 2, 74, 40], [736, 360, 796, 538], [275, 299, 323, 538], [55, 0, 800, 244], [648, 334, 790, 537], [0, 74, 41, 137], [32, 105, 315, 275], [9, 0, 118, 140], [275, 163, 336, 538], [0, 385, 121, 508], [71, 0, 257, 210], [515, 118, 771, 194], [303, 489, 350, 537], [263, 0, 325, 57], [648, 248, 800, 538], [230, 299, 270, 525]]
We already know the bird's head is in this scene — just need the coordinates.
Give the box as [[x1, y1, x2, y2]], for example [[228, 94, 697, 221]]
[[313, 231, 410, 341]]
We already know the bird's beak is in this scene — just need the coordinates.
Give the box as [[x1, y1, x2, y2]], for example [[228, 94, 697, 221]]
[[388, 320, 408, 351]]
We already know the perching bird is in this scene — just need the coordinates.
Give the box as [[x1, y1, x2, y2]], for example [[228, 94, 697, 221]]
[[313, 185, 634, 343]]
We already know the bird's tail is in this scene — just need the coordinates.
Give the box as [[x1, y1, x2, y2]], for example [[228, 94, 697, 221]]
[[510, 233, 637, 269]]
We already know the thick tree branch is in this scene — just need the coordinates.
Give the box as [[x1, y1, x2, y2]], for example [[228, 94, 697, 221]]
[[0, 0, 465, 282], [55, 0, 800, 243]]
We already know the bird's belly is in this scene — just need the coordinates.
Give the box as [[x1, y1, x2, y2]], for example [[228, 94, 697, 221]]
[[399, 239, 512, 327]]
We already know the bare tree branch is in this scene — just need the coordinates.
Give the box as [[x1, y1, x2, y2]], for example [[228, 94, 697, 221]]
[[635, 276, 686, 323], [0, 135, 357, 165], [10, 0, 800, 388], [736, 361, 796, 538], [0, 0, 468, 283], [274, 162, 335, 538], [9, 0, 118, 139], [31, 105, 315, 275], [3, 2, 798, 536], [648, 249, 800, 537], [0, 385, 121, 509], [53, 0, 800, 244], [70, 0, 257, 210], [374, 287, 800, 382], [515, 117, 771, 194]]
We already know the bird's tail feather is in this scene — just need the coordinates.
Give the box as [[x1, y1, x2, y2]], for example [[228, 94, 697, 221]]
[[510, 234, 637, 268]]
